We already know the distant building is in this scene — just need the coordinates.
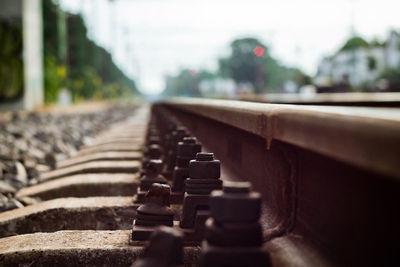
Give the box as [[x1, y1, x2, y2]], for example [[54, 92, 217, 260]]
[[386, 31, 400, 68], [199, 78, 236, 97], [315, 30, 400, 88]]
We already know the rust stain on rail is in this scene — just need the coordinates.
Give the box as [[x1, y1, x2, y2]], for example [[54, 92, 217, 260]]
[[163, 98, 400, 180]]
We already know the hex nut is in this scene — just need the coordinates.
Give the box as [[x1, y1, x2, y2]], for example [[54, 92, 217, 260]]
[[186, 188, 220, 195], [177, 138, 202, 159], [140, 174, 167, 191], [186, 178, 223, 185], [146, 136, 161, 146], [209, 190, 261, 223], [205, 218, 263, 247], [223, 181, 251, 193], [135, 226, 183, 265], [189, 153, 220, 179], [144, 183, 172, 207], [145, 159, 163, 174], [147, 144, 162, 158], [186, 183, 222, 190]]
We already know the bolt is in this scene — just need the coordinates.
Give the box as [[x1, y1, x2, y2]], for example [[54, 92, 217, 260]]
[[135, 183, 174, 227], [140, 159, 167, 191], [206, 181, 263, 245], [146, 127, 159, 137], [209, 180, 261, 223], [145, 183, 171, 206], [200, 181, 270, 266], [180, 151, 222, 228], [175, 127, 187, 135], [146, 144, 162, 159], [167, 122, 178, 133], [166, 127, 190, 174], [196, 152, 214, 161], [171, 127, 189, 148], [142, 144, 162, 172], [145, 159, 163, 174], [146, 136, 161, 146], [223, 181, 251, 193], [176, 138, 202, 166], [204, 219, 263, 247], [132, 226, 184, 267], [189, 152, 220, 180], [182, 137, 195, 144], [172, 137, 202, 192]]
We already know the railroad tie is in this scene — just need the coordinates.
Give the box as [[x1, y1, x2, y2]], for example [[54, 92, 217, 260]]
[[1, 99, 397, 266], [0, 106, 204, 266]]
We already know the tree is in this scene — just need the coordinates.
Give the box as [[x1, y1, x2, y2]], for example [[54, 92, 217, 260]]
[[340, 36, 369, 52], [370, 38, 385, 47], [367, 56, 377, 71], [0, 21, 23, 101], [42, 0, 138, 103], [218, 38, 267, 93], [381, 67, 400, 91], [218, 37, 308, 93], [163, 69, 202, 96]]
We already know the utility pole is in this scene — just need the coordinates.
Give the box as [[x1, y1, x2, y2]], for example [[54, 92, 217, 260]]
[[22, 0, 44, 109], [76, 0, 85, 78], [55, 0, 72, 105], [348, 0, 357, 86], [56, 0, 68, 93], [108, 0, 117, 56], [124, 26, 140, 89], [56, 0, 67, 66]]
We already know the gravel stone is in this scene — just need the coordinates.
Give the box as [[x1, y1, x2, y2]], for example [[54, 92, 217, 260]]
[[0, 104, 138, 212]]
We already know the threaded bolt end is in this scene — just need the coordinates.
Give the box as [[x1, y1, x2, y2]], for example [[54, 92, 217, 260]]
[[196, 152, 214, 161], [183, 137, 196, 144], [223, 181, 251, 193]]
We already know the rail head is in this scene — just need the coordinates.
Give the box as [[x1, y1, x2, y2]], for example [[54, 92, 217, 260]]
[[161, 97, 400, 180], [242, 92, 400, 106]]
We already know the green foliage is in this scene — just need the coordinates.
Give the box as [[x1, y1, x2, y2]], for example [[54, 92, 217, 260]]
[[381, 67, 400, 90], [293, 69, 312, 87], [219, 37, 307, 93], [44, 56, 61, 103], [222, 38, 266, 93], [197, 70, 216, 81], [0, 21, 23, 101], [217, 58, 230, 78], [370, 38, 385, 47], [165, 37, 309, 96], [340, 36, 369, 51], [367, 56, 377, 71], [164, 69, 201, 97], [42, 0, 138, 103]]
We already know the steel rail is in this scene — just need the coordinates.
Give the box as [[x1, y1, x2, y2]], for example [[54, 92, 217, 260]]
[[159, 97, 400, 267], [162, 97, 400, 179], [240, 92, 400, 107]]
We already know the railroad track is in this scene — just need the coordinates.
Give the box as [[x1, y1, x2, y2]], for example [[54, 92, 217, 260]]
[[0, 98, 399, 266]]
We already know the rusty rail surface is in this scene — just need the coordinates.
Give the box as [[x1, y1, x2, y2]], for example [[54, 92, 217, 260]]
[[0, 99, 399, 266], [240, 92, 400, 107], [158, 98, 400, 267]]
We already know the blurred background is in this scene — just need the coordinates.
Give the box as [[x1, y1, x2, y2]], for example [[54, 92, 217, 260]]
[[1, 0, 400, 109]]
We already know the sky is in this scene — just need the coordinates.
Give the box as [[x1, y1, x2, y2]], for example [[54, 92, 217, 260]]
[[60, 0, 400, 94]]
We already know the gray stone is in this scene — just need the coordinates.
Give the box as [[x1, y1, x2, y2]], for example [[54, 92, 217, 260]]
[[0, 105, 139, 210], [45, 153, 57, 170], [14, 161, 28, 184], [0, 181, 16, 195], [10, 199, 24, 209]]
